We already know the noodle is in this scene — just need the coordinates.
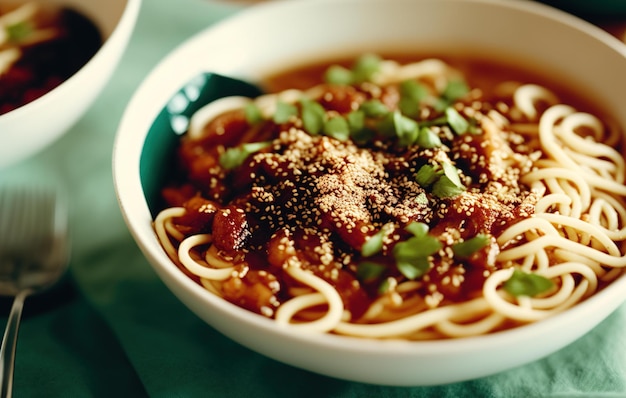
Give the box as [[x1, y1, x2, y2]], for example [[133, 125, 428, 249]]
[[153, 55, 626, 340]]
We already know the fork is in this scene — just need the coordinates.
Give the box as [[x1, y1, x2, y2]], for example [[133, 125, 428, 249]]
[[0, 186, 69, 398]]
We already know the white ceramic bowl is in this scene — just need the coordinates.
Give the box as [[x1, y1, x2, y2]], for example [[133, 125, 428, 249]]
[[0, 0, 141, 169], [113, 0, 626, 386]]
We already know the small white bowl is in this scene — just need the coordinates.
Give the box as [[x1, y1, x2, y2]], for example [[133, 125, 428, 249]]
[[0, 0, 141, 169], [113, 0, 626, 386]]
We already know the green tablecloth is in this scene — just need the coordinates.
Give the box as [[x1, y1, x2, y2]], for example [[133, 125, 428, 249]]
[[0, 0, 625, 396]]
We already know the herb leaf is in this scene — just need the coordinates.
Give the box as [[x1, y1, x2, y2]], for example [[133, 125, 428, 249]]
[[393, 220, 440, 280], [431, 162, 465, 198], [399, 80, 428, 117], [394, 235, 442, 259], [244, 102, 264, 125], [347, 109, 364, 130], [442, 79, 470, 103], [396, 257, 430, 280], [325, 65, 353, 85], [442, 162, 463, 187], [452, 234, 491, 258], [360, 99, 389, 118], [6, 21, 32, 42], [361, 223, 394, 257], [219, 141, 271, 170], [378, 278, 391, 294], [323, 116, 350, 141], [361, 231, 384, 257], [357, 262, 387, 282], [445, 107, 469, 135], [350, 125, 376, 144], [432, 79, 470, 112], [323, 54, 382, 85], [273, 101, 298, 124], [405, 221, 429, 238], [503, 269, 554, 297], [394, 112, 420, 147], [416, 162, 465, 198], [351, 53, 382, 84], [415, 164, 440, 187], [416, 127, 442, 149], [432, 175, 465, 198], [301, 98, 326, 135]]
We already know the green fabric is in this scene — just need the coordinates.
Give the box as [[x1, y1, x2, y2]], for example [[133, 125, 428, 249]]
[[0, 0, 624, 396]]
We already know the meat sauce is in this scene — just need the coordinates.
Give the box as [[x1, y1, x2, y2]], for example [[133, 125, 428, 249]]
[[0, 5, 102, 115], [159, 55, 600, 320]]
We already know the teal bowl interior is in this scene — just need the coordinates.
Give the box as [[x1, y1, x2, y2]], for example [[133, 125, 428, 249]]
[[139, 73, 264, 217], [536, 0, 626, 19]]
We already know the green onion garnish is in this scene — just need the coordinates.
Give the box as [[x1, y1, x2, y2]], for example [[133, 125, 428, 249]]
[[442, 162, 463, 187], [395, 113, 420, 147], [244, 102, 264, 125], [323, 54, 382, 85], [432, 175, 465, 198], [351, 53, 382, 84], [432, 162, 465, 198], [361, 223, 394, 257], [415, 164, 440, 187], [360, 99, 389, 118], [350, 128, 376, 144], [377, 112, 398, 138], [347, 110, 365, 133], [301, 98, 326, 135], [452, 234, 491, 258], [361, 232, 384, 257], [219, 141, 271, 170], [324, 65, 353, 85], [399, 80, 428, 117], [396, 257, 430, 280], [273, 101, 298, 124], [393, 224, 442, 280], [347, 109, 377, 143], [416, 162, 465, 198], [416, 127, 442, 149], [503, 269, 554, 297], [442, 79, 470, 103], [361, 230, 385, 257], [357, 262, 387, 282], [323, 116, 350, 141], [394, 235, 442, 260], [6, 21, 32, 42], [405, 221, 429, 238], [445, 107, 470, 135], [376, 111, 419, 145], [431, 79, 470, 112], [378, 278, 392, 294]]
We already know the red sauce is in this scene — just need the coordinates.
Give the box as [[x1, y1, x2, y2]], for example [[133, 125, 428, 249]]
[[0, 7, 102, 115], [159, 55, 616, 321]]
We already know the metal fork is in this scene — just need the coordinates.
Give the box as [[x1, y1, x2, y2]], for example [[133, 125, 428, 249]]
[[0, 186, 69, 398]]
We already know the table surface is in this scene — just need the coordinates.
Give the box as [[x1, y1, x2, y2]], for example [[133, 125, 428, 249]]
[[0, 1, 625, 397]]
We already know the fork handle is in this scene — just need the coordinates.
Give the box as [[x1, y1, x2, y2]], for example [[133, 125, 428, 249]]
[[0, 289, 31, 398]]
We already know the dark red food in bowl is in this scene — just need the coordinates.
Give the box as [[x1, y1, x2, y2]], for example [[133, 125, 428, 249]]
[[0, 7, 102, 115]]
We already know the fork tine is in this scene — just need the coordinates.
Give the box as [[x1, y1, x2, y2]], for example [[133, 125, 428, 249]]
[[0, 189, 25, 252], [0, 188, 20, 247], [0, 186, 58, 257]]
